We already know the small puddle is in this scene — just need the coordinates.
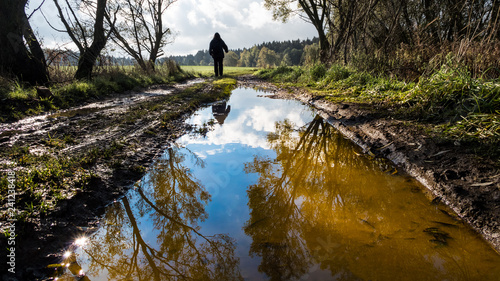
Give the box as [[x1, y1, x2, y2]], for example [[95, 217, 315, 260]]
[[53, 87, 500, 280]]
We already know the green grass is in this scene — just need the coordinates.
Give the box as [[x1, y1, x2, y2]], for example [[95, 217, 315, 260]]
[[0, 145, 96, 221], [181, 65, 258, 77]]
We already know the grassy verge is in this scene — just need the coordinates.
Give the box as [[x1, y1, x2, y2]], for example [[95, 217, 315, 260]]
[[0, 77, 237, 228], [256, 61, 500, 163]]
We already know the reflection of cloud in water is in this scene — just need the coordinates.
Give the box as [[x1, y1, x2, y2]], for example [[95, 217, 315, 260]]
[[196, 146, 241, 159], [247, 105, 308, 132], [181, 95, 311, 150], [294, 196, 306, 208]]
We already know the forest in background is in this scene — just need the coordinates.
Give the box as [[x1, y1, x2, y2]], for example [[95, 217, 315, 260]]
[[43, 38, 321, 68]]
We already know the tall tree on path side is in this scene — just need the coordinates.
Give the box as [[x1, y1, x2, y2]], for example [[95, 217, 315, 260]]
[[53, 0, 112, 80], [0, 0, 50, 85], [264, 0, 332, 63]]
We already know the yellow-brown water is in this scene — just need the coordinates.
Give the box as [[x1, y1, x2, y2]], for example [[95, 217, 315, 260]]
[[54, 88, 500, 280]]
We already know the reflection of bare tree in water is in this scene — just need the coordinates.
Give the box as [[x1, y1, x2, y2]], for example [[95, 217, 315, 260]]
[[244, 115, 484, 281], [82, 146, 243, 280], [244, 115, 397, 280]]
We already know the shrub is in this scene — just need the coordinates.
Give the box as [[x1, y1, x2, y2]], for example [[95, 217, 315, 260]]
[[256, 66, 304, 83], [310, 64, 327, 81]]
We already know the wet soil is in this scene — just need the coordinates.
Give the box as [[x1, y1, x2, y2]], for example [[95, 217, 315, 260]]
[[1, 76, 499, 280]]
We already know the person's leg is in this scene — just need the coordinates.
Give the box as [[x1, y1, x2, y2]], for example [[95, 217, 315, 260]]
[[219, 59, 224, 76], [215, 59, 223, 77], [213, 60, 219, 77]]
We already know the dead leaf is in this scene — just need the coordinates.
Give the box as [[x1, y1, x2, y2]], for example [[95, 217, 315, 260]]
[[470, 182, 495, 187], [430, 150, 450, 157]]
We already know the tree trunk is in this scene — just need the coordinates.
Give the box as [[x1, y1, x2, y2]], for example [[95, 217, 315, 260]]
[[423, 0, 440, 43], [318, 32, 331, 63], [74, 46, 105, 80], [492, 0, 500, 39], [298, 0, 331, 63], [0, 0, 49, 85], [74, 0, 108, 80]]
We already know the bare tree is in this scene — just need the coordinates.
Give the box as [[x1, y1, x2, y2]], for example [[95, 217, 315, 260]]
[[107, 0, 177, 72], [53, 0, 113, 80], [0, 0, 49, 85]]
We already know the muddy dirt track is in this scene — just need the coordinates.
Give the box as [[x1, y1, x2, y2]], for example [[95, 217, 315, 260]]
[[1, 76, 499, 280], [1, 78, 211, 279]]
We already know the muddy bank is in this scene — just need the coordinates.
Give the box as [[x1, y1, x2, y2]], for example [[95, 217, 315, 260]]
[[0, 78, 232, 280], [238, 75, 500, 253]]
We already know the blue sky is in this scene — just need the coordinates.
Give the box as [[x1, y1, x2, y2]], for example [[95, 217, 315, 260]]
[[27, 0, 317, 56]]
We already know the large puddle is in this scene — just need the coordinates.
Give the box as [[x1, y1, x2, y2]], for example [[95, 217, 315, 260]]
[[55, 87, 500, 280]]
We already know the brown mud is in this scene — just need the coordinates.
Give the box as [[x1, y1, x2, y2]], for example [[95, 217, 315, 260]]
[[1, 76, 499, 280]]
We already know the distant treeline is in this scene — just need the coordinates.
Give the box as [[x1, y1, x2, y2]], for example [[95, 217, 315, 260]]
[[168, 38, 320, 67]]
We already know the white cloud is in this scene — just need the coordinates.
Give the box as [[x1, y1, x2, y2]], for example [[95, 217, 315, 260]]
[[243, 2, 275, 29], [187, 10, 200, 26]]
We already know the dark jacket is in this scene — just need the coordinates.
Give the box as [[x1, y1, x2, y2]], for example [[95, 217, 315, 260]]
[[209, 34, 228, 59]]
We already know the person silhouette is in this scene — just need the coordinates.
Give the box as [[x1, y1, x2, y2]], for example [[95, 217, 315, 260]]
[[212, 101, 231, 125], [209, 32, 228, 77]]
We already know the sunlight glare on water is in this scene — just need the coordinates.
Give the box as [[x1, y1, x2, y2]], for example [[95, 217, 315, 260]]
[[58, 87, 500, 281]]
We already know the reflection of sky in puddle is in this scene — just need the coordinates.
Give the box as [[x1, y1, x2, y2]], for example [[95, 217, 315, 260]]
[[176, 88, 317, 279], [63, 87, 500, 281]]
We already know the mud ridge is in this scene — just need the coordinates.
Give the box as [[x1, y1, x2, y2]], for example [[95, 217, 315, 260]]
[[238, 75, 500, 254]]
